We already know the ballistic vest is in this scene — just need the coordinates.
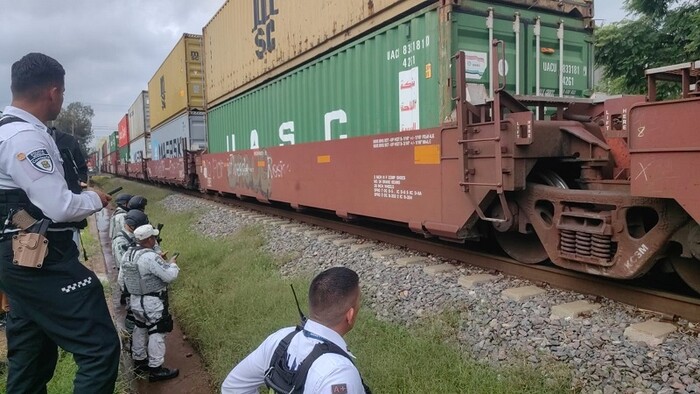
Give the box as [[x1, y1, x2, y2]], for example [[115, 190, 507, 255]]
[[112, 230, 135, 268], [121, 247, 168, 295]]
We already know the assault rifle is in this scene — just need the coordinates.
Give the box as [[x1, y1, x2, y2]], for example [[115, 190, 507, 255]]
[[107, 186, 123, 195], [156, 223, 164, 244]]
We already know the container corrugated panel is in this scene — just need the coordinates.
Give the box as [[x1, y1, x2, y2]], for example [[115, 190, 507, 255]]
[[118, 114, 129, 147], [150, 111, 206, 160], [207, 4, 592, 153], [128, 91, 150, 141], [129, 135, 149, 162], [203, 0, 592, 107], [455, 1, 592, 97], [203, 0, 436, 106], [109, 132, 118, 153], [208, 9, 439, 153], [118, 145, 130, 162], [148, 34, 204, 129]]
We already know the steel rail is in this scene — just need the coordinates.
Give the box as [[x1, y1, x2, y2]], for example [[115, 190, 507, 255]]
[[153, 182, 700, 322]]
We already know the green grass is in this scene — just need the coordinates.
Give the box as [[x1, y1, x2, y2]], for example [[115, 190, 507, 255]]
[[96, 177, 573, 393], [81, 222, 101, 264]]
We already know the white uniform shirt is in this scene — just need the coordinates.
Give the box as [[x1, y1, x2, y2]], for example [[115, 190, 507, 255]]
[[0, 106, 102, 223], [221, 319, 365, 394]]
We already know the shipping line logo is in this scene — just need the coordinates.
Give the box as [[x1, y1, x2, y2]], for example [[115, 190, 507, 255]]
[[464, 51, 487, 80], [252, 0, 278, 60]]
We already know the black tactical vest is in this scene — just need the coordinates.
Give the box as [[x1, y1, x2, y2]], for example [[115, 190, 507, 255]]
[[264, 326, 372, 394]]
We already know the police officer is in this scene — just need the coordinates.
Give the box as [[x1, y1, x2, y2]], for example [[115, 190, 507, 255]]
[[0, 53, 120, 393], [222, 267, 370, 394], [122, 224, 179, 382], [109, 193, 132, 239]]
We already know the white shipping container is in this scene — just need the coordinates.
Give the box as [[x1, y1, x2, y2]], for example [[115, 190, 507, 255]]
[[128, 91, 150, 141], [129, 134, 151, 162], [150, 111, 206, 160]]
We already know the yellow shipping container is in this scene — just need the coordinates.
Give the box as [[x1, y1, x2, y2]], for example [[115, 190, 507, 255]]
[[203, 0, 435, 107], [148, 34, 204, 129]]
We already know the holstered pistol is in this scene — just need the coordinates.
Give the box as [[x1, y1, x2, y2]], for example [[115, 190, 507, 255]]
[[10, 210, 49, 268], [12, 233, 49, 268]]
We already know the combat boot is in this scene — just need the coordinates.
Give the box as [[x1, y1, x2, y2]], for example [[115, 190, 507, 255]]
[[148, 365, 179, 382], [133, 359, 149, 375]]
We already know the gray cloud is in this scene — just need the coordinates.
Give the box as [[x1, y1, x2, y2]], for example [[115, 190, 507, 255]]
[[0, 0, 223, 145]]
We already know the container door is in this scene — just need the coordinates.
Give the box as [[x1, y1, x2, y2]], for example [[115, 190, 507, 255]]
[[524, 19, 592, 97], [188, 113, 207, 151], [453, 11, 520, 96]]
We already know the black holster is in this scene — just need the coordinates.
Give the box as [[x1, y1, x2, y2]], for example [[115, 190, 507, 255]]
[[135, 291, 173, 334]]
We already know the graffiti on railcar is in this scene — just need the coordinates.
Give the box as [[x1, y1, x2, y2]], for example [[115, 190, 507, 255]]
[[226, 150, 291, 197]]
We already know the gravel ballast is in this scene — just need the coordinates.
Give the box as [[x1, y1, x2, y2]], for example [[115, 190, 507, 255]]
[[161, 194, 700, 393]]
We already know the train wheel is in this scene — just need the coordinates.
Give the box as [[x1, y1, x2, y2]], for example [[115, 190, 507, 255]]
[[671, 257, 700, 294], [492, 169, 568, 265], [493, 230, 549, 264], [490, 199, 549, 265], [531, 169, 569, 189]]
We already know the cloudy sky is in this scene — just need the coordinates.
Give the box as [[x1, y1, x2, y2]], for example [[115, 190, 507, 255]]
[[0, 0, 628, 149]]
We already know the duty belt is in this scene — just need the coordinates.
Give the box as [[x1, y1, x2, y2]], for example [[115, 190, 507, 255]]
[[0, 188, 84, 230], [141, 290, 168, 298]]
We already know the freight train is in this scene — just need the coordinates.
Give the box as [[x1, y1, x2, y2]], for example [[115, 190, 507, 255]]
[[99, 0, 700, 293]]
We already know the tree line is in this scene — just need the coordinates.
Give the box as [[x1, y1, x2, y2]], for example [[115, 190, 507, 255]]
[[595, 0, 700, 98]]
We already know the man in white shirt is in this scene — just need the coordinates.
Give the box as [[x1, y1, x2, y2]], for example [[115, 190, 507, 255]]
[[222, 267, 370, 394], [0, 52, 119, 394]]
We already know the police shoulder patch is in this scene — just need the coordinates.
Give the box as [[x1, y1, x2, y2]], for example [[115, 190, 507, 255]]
[[331, 384, 348, 394], [26, 148, 54, 174]]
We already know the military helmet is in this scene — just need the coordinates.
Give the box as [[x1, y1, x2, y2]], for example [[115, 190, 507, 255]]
[[127, 195, 148, 211], [124, 209, 149, 229], [115, 193, 133, 209]]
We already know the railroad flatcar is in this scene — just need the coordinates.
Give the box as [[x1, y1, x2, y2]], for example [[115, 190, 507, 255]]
[[198, 53, 700, 293], [105, 0, 700, 292]]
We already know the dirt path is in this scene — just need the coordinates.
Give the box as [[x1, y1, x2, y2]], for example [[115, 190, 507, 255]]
[[95, 209, 213, 394]]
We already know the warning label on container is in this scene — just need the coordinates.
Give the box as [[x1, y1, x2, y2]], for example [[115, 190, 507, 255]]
[[464, 51, 487, 80], [373, 175, 423, 200], [372, 133, 435, 149], [399, 67, 420, 131]]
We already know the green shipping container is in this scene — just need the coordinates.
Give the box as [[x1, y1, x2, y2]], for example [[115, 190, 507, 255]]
[[119, 145, 130, 162], [207, 2, 593, 153], [109, 132, 118, 153]]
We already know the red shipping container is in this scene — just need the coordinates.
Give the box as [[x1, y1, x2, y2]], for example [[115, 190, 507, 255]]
[[118, 114, 130, 148]]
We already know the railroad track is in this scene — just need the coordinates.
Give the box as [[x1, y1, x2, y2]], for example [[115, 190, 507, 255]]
[[147, 181, 700, 323]]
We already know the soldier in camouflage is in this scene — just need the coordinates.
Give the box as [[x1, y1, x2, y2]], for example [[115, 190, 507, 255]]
[[109, 193, 132, 240], [121, 224, 179, 382]]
